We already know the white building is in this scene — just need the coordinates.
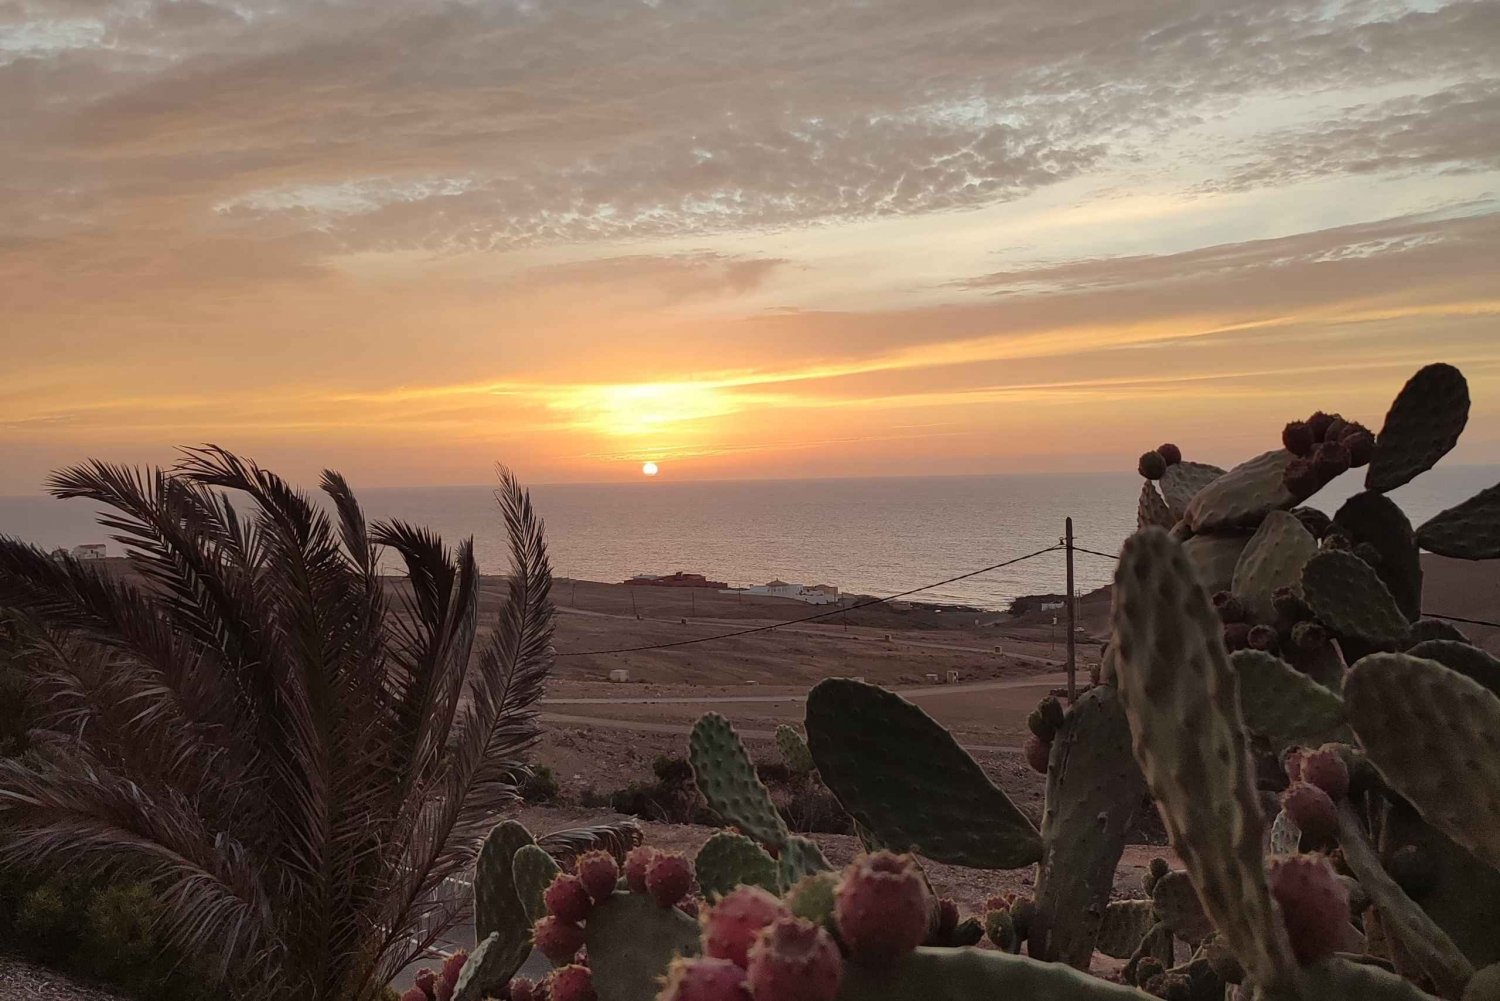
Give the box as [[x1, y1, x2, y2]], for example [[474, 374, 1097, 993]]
[[70, 544, 106, 560], [727, 580, 841, 605]]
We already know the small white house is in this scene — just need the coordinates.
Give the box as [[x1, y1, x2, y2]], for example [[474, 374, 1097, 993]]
[[729, 580, 840, 605], [70, 544, 106, 560]]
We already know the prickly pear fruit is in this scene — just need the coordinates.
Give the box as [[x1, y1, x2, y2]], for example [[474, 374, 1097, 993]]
[[933, 898, 959, 939], [1139, 451, 1168, 480], [1157, 443, 1183, 466], [1282, 421, 1314, 457], [414, 969, 436, 994], [1291, 507, 1332, 539], [400, 989, 426, 1001], [1344, 429, 1375, 467], [1267, 855, 1349, 965], [1027, 695, 1065, 741], [1222, 622, 1252, 651], [1247, 624, 1279, 652], [433, 981, 452, 1001], [440, 951, 466, 987], [1283, 457, 1319, 498], [746, 916, 843, 1001], [1306, 411, 1336, 442], [1144, 856, 1170, 894], [509, 977, 538, 1001], [678, 895, 701, 919], [534, 915, 586, 964], [786, 873, 837, 925], [834, 851, 932, 966], [1313, 440, 1350, 480], [983, 907, 1016, 950], [658, 956, 751, 1001], [702, 885, 788, 968], [645, 851, 693, 908], [1280, 783, 1337, 842], [1324, 417, 1348, 442], [1212, 591, 1246, 623], [548, 964, 596, 1001], [1135, 956, 1165, 985], [1301, 745, 1350, 800], [1023, 734, 1050, 774], [624, 845, 659, 894], [1291, 621, 1328, 652], [545, 873, 595, 924], [575, 851, 620, 903]]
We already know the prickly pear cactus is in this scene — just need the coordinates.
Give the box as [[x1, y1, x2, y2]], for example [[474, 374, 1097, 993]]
[[473, 820, 537, 982], [775, 724, 815, 774], [1229, 650, 1348, 751], [1366, 362, 1469, 493], [1096, 900, 1156, 960], [1418, 481, 1500, 560], [585, 891, 700, 1001], [1183, 532, 1251, 595], [689, 713, 791, 851], [1232, 510, 1317, 624], [452, 932, 513, 1001], [512, 843, 562, 924], [1404, 639, 1500, 696], [1160, 460, 1225, 522], [694, 830, 778, 899], [1301, 550, 1410, 646], [1333, 492, 1423, 621], [835, 946, 1153, 1000], [1138, 480, 1174, 530], [1184, 450, 1300, 532]]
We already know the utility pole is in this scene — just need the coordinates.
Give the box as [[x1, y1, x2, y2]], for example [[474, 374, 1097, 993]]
[[630, 586, 638, 620], [1065, 516, 1077, 703]]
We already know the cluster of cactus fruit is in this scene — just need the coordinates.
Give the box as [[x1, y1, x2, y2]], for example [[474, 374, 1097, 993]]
[[405, 361, 1500, 1000]]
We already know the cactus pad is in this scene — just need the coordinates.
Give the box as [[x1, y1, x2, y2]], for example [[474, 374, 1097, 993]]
[[1229, 650, 1348, 750], [473, 820, 538, 983], [1111, 528, 1296, 988], [1406, 640, 1500, 697], [512, 844, 562, 925], [776, 834, 832, 890], [1185, 449, 1300, 533], [693, 830, 778, 900], [1183, 532, 1250, 595], [1151, 871, 1215, 945], [1417, 481, 1500, 560], [452, 932, 513, 1001], [1301, 550, 1410, 645], [1298, 955, 1450, 1000], [1407, 618, 1471, 646], [1096, 900, 1156, 960], [1345, 652, 1500, 871], [689, 713, 790, 850], [1232, 511, 1317, 623], [805, 679, 1042, 868], [1138, 481, 1174, 531], [1160, 461, 1225, 522], [774, 724, 815, 774], [1367, 362, 1470, 493], [835, 945, 1154, 1000], [583, 891, 701, 1001], [1334, 492, 1424, 621]]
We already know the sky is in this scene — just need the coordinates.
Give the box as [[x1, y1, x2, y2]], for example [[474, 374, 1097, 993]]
[[3, 0, 1499, 491]]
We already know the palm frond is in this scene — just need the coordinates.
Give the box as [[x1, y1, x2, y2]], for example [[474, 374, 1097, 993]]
[[538, 821, 644, 865]]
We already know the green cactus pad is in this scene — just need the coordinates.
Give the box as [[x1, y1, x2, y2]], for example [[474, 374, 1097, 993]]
[[1301, 550, 1410, 645], [1367, 363, 1470, 493], [688, 713, 790, 850], [1138, 481, 1174, 531], [1334, 492, 1424, 621], [805, 678, 1042, 868], [1406, 640, 1500, 697], [472, 820, 537, 983], [1182, 532, 1250, 594], [1096, 900, 1156, 960], [452, 932, 512, 1001], [786, 871, 838, 925], [1333, 802, 1474, 997], [1184, 449, 1300, 533], [1160, 461, 1225, 523], [1298, 955, 1447, 1001], [1345, 653, 1500, 871], [1464, 964, 1500, 1001], [1229, 650, 1348, 750], [1417, 481, 1500, 559], [1383, 808, 1500, 969], [583, 891, 701, 1001], [512, 843, 561, 925], [1033, 685, 1147, 968], [1232, 511, 1318, 623], [776, 834, 832, 889], [1151, 871, 1214, 945], [1407, 619, 1472, 646], [835, 945, 1153, 1000], [693, 830, 778, 900], [774, 724, 815, 774], [1111, 528, 1296, 989]]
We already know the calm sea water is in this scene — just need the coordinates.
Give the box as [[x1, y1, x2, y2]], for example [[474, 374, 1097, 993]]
[[3, 467, 1496, 610]]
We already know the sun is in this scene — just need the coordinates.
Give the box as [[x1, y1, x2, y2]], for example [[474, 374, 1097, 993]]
[[641, 461, 659, 477]]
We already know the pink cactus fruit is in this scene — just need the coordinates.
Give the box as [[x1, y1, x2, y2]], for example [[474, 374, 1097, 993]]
[[1156, 443, 1183, 466], [702, 886, 788, 968], [1138, 451, 1167, 480], [645, 851, 694, 908], [1282, 421, 1314, 457], [1283, 747, 1306, 784], [1302, 745, 1350, 801], [575, 850, 621, 903], [834, 851, 932, 965], [1268, 855, 1350, 965], [746, 916, 843, 1001], [1023, 735, 1050, 775], [1280, 783, 1337, 842], [658, 957, 752, 1001], [414, 968, 437, 995], [677, 895, 701, 919], [509, 977, 538, 1001], [439, 950, 467, 988], [545, 873, 595, 925], [624, 845, 659, 894], [534, 915, 587, 965], [934, 897, 959, 939], [547, 964, 597, 1001], [400, 989, 427, 1001], [433, 980, 453, 1001]]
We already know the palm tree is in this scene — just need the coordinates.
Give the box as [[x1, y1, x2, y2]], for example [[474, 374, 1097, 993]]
[[0, 447, 554, 1000]]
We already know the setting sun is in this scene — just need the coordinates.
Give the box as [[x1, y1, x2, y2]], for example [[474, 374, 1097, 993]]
[[642, 461, 659, 477]]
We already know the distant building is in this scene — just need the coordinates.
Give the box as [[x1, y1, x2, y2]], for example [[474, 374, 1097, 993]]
[[70, 544, 106, 561], [731, 580, 841, 605], [624, 571, 728, 589]]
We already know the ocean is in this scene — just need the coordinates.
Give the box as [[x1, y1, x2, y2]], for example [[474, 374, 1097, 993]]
[[3, 467, 1496, 611]]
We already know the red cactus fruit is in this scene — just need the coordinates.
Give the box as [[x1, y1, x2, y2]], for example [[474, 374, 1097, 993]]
[[1323, 416, 1348, 442], [1212, 591, 1246, 624], [1138, 451, 1167, 480], [1156, 443, 1182, 466], [1306, 411, 1337, 443], [1280, 782, 1337, 842], [702, 885, 788, 968], [534, 915, 586, 964], [1268, 855, 1350, 965], [1023, 734, 1050, 774], [1283, 747, 1306, 784], [1344, 429, 1375, 468], [1222, 622, 1252, 652], [545, 873, 595, 925], [678, 895, 701, 919], [934, 897, 959, 939], [548, 964, 596, 1001], [509, 977, 538, 1001], [624, 845, 659, 894], [1247, 624, 1279, 653], [1283, 457, 1320, 498], [1312, 440, 1350, 481], [439, 950, 467, 988], [575, 851, 620, 903], [1291, 621, 1328, 652], [658, 956, 751, 1001], [433, 983, 453, 1001], [400, 989, 427, 1001], [746, 916, 843, 1001], [1282, 421, 1314, 457], [834, 851, 932, 965], [645, 851, 693, 908], [1303, 745, 1350, 800], [414, 968, 436, 994]]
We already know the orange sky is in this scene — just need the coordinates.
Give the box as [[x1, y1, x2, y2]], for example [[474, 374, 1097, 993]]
[[4, 1, 1499, 491]]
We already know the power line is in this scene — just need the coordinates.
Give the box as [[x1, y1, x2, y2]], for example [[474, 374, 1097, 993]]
[[554, 544, 1062, 658], [1070, 545, 1120, 561]]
